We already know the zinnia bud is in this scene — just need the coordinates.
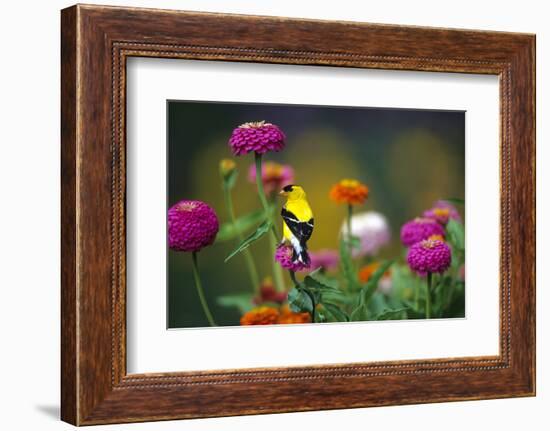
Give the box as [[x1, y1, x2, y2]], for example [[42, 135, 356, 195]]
[[219, 158, 236, 179]]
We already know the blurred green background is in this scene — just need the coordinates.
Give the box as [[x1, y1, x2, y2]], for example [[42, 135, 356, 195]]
[[167, 101, 465, 328]]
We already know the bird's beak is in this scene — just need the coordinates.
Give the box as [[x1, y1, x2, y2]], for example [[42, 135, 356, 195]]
[[279, 190, 287, 197]]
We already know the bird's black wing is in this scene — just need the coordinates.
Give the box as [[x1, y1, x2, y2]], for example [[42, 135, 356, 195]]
[[281, 207, 314, 243]]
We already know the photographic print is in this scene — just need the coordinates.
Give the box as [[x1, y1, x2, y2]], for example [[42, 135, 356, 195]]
[[61, 7, 535, 423], [167, 101, 465, 329]]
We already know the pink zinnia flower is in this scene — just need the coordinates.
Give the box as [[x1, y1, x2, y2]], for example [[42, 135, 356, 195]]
[[168, 200, 219, 252], [423, 200, 461, 225], [308, 249, 339, 271], [407, 239, 452, 275], [400, 217, 445, 247], [248, 161, 294, 194], [228, 121, 286, 156], [275, 244, 310, 272]]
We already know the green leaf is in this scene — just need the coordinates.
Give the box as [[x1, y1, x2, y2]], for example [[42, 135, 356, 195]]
[[314, 307, 327, 323], [216, 293, 253, 313], [442, 197, 465, 205], [216, 209, 266, 242], [389, 264, 415, 300], [288, 287, 313, 314], [339, 237, 359, 291], [321, 290, 354, 306], [304, 272, 341, 293], [367, 291, 389, 315], [359, 260, 394, 306], [321, 302, 349, 322], [224, 220, 272, 262], [351, 260, 394, 321], [446, 219, 465, 251], [434, 275, 452, 295], [350, 306, 369, 321], [434, 275, 457, 317], [403, 307, 425, 320], [374, 307, 409, 321], [307, 269, 340, 289], [445, 282, 466, 318]]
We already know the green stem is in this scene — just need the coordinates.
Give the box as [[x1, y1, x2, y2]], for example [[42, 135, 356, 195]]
[[254, 152, 280, 238], [444, 275, 455, 315], [426, 272, 432, 319], [415, 280, 420, 312], [254, 152, 285, 292], [347, 204, 353, 255], [304, 287, 316, 323], [223, 184, 260, 293], [269, 233, 286, 291], [289, 270, 298, 286], [191, 252, 216, 326]]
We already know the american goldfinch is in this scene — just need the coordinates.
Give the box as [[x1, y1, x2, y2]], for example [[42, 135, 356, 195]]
[[279, 185, 314, 265]]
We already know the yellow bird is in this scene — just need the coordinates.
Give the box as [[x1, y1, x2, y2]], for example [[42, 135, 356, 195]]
[[279, 185, 314, 265]]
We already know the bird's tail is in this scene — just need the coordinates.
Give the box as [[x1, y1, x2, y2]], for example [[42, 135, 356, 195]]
[[291, 239, 310, 266]]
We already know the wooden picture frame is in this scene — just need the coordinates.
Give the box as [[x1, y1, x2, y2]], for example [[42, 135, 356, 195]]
[[61, 4, 535, 425]]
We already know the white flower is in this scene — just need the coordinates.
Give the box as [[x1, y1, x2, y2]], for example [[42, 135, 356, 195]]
[[341, 211, 391, 257]]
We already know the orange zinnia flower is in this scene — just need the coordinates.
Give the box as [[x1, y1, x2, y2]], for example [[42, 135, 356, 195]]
[[358, 262, 391, 283], [277, 304, 311, 324], [329, 179, 369, 205], [240, 306, 280, 325]]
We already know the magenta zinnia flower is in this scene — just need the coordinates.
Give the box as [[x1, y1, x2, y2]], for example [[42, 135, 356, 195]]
[[400, 217, 445, 247], [275, 244, 310, 272], [248, 161, 294, 194], [309, 249, 339, 271], [168, 200, 219, 252], [228, 121, 286, 156], [407, 239, 451, 275], [423, 200, 461, 225]]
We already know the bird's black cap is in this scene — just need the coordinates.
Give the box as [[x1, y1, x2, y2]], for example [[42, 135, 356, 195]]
[[283, 184, 295, 192]]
